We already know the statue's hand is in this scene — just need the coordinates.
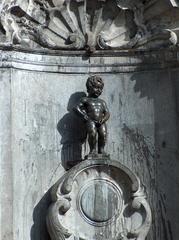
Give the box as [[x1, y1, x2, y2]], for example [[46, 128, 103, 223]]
[[83, 115, 89, 122], [99, 118, 105, 125]]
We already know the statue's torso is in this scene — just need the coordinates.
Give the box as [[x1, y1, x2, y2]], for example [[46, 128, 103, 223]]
[[84, 97, 105, 122]]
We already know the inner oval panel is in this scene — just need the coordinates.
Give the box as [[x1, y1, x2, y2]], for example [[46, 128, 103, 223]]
[[80, 181, 121, 223]]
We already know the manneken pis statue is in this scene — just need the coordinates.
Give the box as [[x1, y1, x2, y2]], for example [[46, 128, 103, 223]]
[[75, 75, 110, 156]]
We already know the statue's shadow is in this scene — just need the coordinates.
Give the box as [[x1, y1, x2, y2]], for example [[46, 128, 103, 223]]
[[30, 92, 87, 240], [30, 189, 51, 240], [57, 91, 87, 170]]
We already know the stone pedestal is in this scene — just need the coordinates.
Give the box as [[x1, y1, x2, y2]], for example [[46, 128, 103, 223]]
[[46, 159, 151, 240]]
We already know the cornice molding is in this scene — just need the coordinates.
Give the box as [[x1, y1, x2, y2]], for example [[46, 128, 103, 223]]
[[0, 48, 179, 73]]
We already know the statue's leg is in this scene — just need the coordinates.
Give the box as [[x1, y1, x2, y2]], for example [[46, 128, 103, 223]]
[[98, 123, 107, 154], [86, 121, 97, 154]]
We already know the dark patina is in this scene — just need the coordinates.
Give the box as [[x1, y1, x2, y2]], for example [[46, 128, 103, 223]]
[[74, 76, 110, 157]]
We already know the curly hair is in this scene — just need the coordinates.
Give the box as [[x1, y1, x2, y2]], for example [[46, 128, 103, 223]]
[[86, 75, 104, 93]]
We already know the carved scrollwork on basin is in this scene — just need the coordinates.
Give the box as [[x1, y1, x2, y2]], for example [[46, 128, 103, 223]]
[[46, 159, 152, 240], [0, 0, 179, 51]]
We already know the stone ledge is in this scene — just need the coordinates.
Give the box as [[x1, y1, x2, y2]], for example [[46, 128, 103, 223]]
[[0, 48, 179, 73]]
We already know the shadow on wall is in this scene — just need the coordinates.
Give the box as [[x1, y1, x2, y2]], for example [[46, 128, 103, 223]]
[[30, 92, 87, 240], [129, 68, 178, 240], [57, 91, 87, 170], [30, 189, 51, 240], [123, 71, 158, 240]]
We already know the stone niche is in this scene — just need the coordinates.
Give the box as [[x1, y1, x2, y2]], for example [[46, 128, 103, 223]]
[[1, 48, 179, 240], [0, 1, 179, 240]]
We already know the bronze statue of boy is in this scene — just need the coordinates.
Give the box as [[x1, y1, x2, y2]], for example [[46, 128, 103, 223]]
[[75, 76, 110, 156]]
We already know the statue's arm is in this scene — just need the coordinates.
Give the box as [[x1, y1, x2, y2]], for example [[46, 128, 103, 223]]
[[74, 98, 89, 121], [101, 101, 110, 124]]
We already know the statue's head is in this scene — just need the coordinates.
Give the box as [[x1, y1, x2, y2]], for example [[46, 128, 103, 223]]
[[86, 75, 104, 97]]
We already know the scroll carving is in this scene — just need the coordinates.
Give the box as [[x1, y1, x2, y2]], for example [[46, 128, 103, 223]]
[[0, 0, 179, 51], [46, 159, 152, 240]]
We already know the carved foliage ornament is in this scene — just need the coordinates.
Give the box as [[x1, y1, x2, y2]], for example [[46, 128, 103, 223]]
[[46, 159, 152, 240], [0, 0, 179, 51]]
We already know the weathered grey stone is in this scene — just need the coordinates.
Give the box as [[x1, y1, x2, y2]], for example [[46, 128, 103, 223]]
[[0, 69, 13, 240]]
